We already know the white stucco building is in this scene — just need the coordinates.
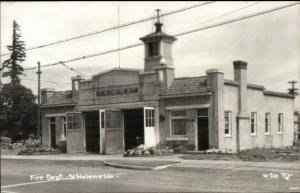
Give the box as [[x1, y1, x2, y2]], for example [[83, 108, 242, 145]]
[[41, 12, 295, 154]]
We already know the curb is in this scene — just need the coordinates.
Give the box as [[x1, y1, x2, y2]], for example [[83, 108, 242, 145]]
[[103, 160, 182, 171], [153, 162, 182, 170]]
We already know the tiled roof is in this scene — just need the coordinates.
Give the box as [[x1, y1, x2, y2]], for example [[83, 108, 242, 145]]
[[162, 76, 209, 97], [140, 32, 177, 41], [43, 90, 74, 106]]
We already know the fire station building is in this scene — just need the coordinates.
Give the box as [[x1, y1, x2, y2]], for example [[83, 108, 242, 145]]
[[41, 15, 295, 154]]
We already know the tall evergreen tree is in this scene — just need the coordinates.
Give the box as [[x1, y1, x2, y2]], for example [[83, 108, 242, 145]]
[[1, 20, 26, 85], [0, 20, 37, 140]]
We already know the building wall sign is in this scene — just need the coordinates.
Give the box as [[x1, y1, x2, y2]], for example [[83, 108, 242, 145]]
[[96, 87, 139, 97]]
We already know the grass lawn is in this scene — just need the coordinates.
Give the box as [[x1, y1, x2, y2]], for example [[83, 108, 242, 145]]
[[180, 148, 300, 162], [180, 154, 240, 161], [104, 160, 180, 167]]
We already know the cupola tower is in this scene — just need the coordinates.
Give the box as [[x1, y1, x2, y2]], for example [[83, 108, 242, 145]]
[[140, 9, 177, 72]]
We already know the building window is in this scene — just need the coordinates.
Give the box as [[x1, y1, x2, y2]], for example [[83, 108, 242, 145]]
[[170, 110, 187, 136], [62, 116, 67, 137], [278, 113, 283, 134], [106, 111, 121, 129], [265, 113, 271, 135], [67, 113, 82, 130], [250, 112, 257, 135], [145, 108, 155, 127], [148, 42, 159, 57], [224, 111, 232, 136]]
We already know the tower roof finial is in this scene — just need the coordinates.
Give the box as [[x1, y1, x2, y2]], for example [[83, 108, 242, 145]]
[[156, 9, 160, 23], [155, 9, 163, 33]]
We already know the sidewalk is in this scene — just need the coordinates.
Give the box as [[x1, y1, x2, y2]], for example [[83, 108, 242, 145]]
[[2, 153, 300, 172]]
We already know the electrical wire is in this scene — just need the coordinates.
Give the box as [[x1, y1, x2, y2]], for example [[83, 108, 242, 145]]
[[59, 61, 86, 77], [23, 1, 299, 71], [177, 1, 262, 33], [175, 1, 299, 37], [21, 78, 71, 84], [24, 43, 142, 70], [0, 1, 214, 57]]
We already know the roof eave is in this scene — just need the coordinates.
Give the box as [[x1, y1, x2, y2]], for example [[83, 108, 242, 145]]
[[41, 103, 76, 108], [140, 34, 177, 42], [160, 92, 212, 99]]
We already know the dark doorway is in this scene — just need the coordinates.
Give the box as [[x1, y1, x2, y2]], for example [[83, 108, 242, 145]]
[[85, 111, 100, 153], [124, 109, 144, 150], [50, 117, 56, 148], [197, 109, 209, 150]]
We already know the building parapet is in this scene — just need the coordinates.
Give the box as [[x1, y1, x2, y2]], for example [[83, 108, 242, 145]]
[[224, 79, 265, 90], [91, 68, 143, 78], [263, 90, 295, 99]]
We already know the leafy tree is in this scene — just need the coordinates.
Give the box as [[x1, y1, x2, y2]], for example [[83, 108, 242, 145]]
[[0, 84, 37, 141], [1, 20, 26, 86]]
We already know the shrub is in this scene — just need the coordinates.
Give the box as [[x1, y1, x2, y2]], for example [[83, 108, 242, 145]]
[[161, 141, 195, 153], [17, 143, 59, 155], [0, 137, 12, 144], [123, 144, 174, 157], [57, 141, 67, 153]]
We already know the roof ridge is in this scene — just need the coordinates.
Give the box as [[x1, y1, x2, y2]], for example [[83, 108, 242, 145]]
[[174, 76, 206, 80]]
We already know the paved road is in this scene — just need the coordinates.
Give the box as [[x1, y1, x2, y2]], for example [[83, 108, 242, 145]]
[[1, 159, 300, 193]]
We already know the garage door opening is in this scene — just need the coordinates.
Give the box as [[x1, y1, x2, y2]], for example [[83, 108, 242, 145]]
[[124, 109, 144, 150], [85, 111, 100, 153]]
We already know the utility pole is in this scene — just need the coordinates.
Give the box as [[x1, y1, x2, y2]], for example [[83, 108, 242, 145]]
[[117, 4, 120, 68], [288, 80, 298, 96], [37, 62, 42, 141]]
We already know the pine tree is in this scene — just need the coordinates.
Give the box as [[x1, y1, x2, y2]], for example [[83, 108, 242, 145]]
[[0, 20, 37, 140], [1, 20, 26, 85]]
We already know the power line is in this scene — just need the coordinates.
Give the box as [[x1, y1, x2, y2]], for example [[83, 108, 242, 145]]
[[175, 1, 299, 37], [0, 1, 214, 57], [178, 1, 262, 32], [23, 1, 299, 71], [59, 61, 86, 77], [24, 43, 142, 70], [21, 78, 71, 84]]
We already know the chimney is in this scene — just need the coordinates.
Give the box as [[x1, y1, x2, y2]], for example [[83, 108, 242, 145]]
[[206, 69, 224, 150], [71, 75, 83, 102], [154, 66, 175, 95], [233, 60, 248, 117], [41, 88, 55, 104]]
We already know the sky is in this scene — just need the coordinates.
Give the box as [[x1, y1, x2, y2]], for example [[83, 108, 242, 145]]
[[1, 1, 299, 108]]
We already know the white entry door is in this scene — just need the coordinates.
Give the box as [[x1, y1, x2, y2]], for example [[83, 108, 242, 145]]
[[99, 109, 106, 154], [144, 107, 156, 148]]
